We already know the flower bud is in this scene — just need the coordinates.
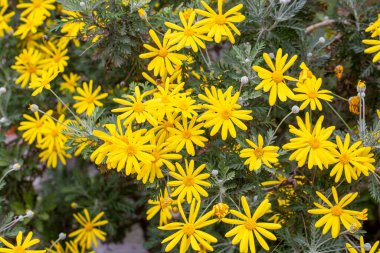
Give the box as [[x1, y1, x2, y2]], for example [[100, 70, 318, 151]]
[[364, 243, 371, 251], [12, 163, 21, 170], [213, 203, 230, 220], [70, 202, 78, 209], [29, 104, 39, 112], [79, 1, 85, 7], [0, 117, 8, 124], [240, 76, 249, 85], [307, 52, 313, 58], [291, 105, 300, 114], [269, 53, 275, 59], [58, 233, 66, 240], [357, 80, 366, 93], [279, 0, 291, 5], [25, 210, 34, 218], [318, 37, 326, 44], [0, 87, 6, 94], [211, 170, 219, 176]]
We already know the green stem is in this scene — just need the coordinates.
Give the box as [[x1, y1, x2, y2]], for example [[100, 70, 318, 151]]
[[325, 101, 352, 132], [332, 92, 349, 102], [273, 111, 293, 136]]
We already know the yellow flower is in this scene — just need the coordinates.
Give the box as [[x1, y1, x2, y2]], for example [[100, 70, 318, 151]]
[[308, 186, 361, 238], [365, 14, 380, 37], [29, 68, 59, 96], [165, 11, 212, 52], [362, 39, 380, 62], [137, 8, 146, 18], [65, 241, 95, 253], [223, 197, 282, 252], [13, 16, 43, 39], [348, 96, 360, 115], [292, 76, 333, 111], [12, 48, 44, 88], [153, 80, 185, 121], [18, 111, 52, 144], [198, 86, 253, 140], [139, 29, 187, 77], [73, 80, 108, 116], [146, 188, 177, 225], [38, 145, 71, 168], [60, 73, 80, 94], [355, 148, 376, 177], [240, 134, 279, 171], [40, 41, 70, 72], [152, 111, 181, 142], [173, 94, 199, 119], [91, 123, 155, 175], [59, 10, 85, 48], [253, 48, 298, 106], [330, 133, 375, 183], [39, 113, 68, 151], [167, 116, 208, 156], [356, 208, 368, 221], [298, 62, 315, 83], [283, 112, 336, 170], [334, 65, 344, 80], [346, 236, 379, 253], [195, 0, 245, 43], [168, 159, 211, 203], [213, 202, 229, 220], [69, 208, 108, 249], [0, 2, 15, 37], [138, 135, 182, 184], [0, 231, 46, 253], [112, 86, 158, 126], [182, 8, 194, 20], [17, 0, 55, 19], [159, 199, 218, 252]]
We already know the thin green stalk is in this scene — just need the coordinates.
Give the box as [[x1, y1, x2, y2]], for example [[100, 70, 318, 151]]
[[332, 92, 349, 102], [325, 101, 352, 132], [199, 195, 218, 217], [273, 111, 293, 136]]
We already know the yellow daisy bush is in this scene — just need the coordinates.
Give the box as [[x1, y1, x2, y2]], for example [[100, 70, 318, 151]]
[[0, 231, 46, 253]]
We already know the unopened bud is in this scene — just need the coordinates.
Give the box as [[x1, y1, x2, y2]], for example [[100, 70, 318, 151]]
[[25, 210, 34, 218], [307, 52, 313, 58], [269, 53, 275, 59], [318, 37, 326, 44], [211, 170, 219, 176], [0, 87, 6, 94], [0, 117, 7, 124], [291, 105, 300, 114], [364, 243, 371, 251], [240, 76, 249, 85], [12, 163, 21, 170], [29, 104, 39, 112], [79, 1, 85, 7], [279, 0, 291, 4], [58, 233, 66, 240]]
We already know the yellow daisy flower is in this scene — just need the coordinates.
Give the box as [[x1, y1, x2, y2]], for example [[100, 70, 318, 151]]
[[138, 135, 182, 184], [0, 2, 15, 37], [69, 208, 108, 249], [292, 76, 333, 111], [198, 86, 253, 140], [213, 202, 230, 220], [253, 48, 298, 106], [173, 94, 199, 119], [283, 112, 336, 170], [13, 16, 43, 40], [168, 159, 211, 203], [40, 41, 70, 72], [240, 134, 279, 171], [59, 10, 85, 48], [17, 0, 55, 19], [223, 197, 282, 253], [165, 11, 212, 52], [0, 231, 45, 253], [159, 199, 218, 252], [298, 62, 315, 83], [362, 39, 380, 63], [39, 112, 68, 151], [355, 148, 376, 177], [65, 240, 95, 253], [29, 68, 59, 96], [153, 80, 185, 121], [139, 29, 187, 77], [152, 111, 181, 143], [38, 145, 71, 168], [112, 86, 158, 127], [330, 133, 375, 183], [167, 116, 208, 156], [60, 73, 80, 94], [73, 80, 108, 116], [195, 0, 245, 44], [146, 188, 177, 226], [308, 186, 361, 238], [346, 236, 380, 253], [12, 48, 44, 88], [18, 111, 51, 144]]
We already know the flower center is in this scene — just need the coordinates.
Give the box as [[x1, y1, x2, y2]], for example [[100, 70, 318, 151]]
[[162, 121, 173, 130], [84, 223, 93, 231], [126, 145, 137, 155], [133, 102, 145, 112], [158, 48, 168, 57], [244, 219, 257, 230], [51, 128, 59, 137], [221, 109, 231, 120], [53, 54, 62, 63], [309, 137, 320, 149], [13, 246, 25, 253], [215, 15, 226, 25], [28, 64, 37, 73], [272, 71, 284, 83], [86, 95, 95, 103], [183, 175, 194, 186], [184, 28, 194, 36], [307, 70, 313, 78], [160, 197, 173, 208], [254, 148, 264, 158], [331, 205, 343, 216], [182, 223, 195, 235], [178, 101, 189, 110], [182, 130, 192, 139], [307, 91, 318, 99], [161, 95, 170, 104], [339, 153, 350, 165], [152, 150, 161, 162]]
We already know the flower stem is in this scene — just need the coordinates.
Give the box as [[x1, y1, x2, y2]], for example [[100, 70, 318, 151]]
[[325, 101, 352, 132], [331, 92, 349, 102], [273, 111, 293, 136]]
